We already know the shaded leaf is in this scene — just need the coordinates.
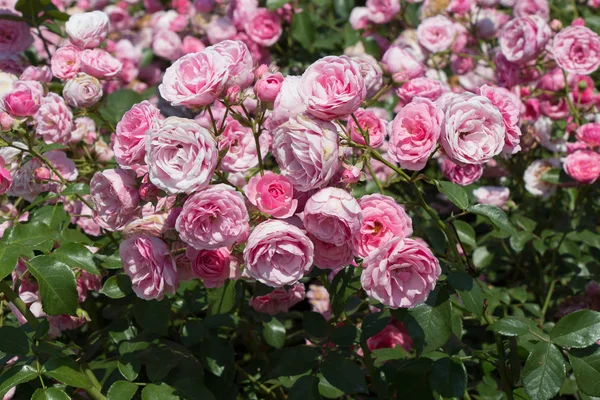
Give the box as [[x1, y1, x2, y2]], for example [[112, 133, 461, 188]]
[[26, 256, 78, 316], [551, 310, 600, 348], [429, 357, 467, 398], [107, 380, 138, 400]]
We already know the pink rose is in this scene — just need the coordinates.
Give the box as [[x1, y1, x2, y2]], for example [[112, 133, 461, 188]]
[[120, 235, 178, 300], [34, 93, 74, 145], [514, 0, 550, 20], [553, 26, 600, 75], [365, 321, 413, 352], [524, 158, 559, 198], [273, 114, 340, 192], [0, 157, 11, 195], [576, 123, 600, 147], [268, 75, 307, 129], [122, 213, 169, 239], [312, 236, 354, 270], [51, 45, 81, 80], [152, 30, 183, 62], [90, 168, 139, 231], [366, 0, 401, 23], [207, 16, 237, 44], [347, 108, 387, 148], [218, 118, 269, 173], [298, 56, 366, 121], [473, 186, 510, 207], [243, 219, 314, 287], [0, 13, 33, 54], [381, 45, 425, 84], [480, 84, 523, 155], [77, 270, 101, 303], [244, 8, 282, 47], [20, 66, 52, 83], [351, 54, 383, 98], [303, 188, 362, 246], [182, 36, 205, 54], [250, 283, 306, 314], [255, 72, 283, 102], [71, 116, 96, 144], [563, 150, 600, 184], [500, 16, 551, 64], [388, 97, 442, 171], [361, 238, 441, 308], [176, 184, 250, 250], [349, 7, 370, 30], [81, 49, 122, 79], [114, 101, 163, 175], [2, 80, 43, 117], [106, 5, 132, 32], [62, 73, 103, 108], [417, 15, 456, 53], [65, 11, 109, 49], [351, 194, 412, 258], [396, 77, 445, 105], [440, 157, 484, 186], [245, 171, 298, 218], [441, 93, 506, 165], [212, 40, 255, 90], [186, 247, 231, 288]]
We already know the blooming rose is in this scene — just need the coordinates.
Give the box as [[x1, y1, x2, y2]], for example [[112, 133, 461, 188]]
[[364, 321, 413, 352], [417, 15, 456, 53], [0, 14, 33, 54], [500, 16, 551, 64], [553, 26, 600, 75], [312, 237, 354, 270], [243, 219, 314, 287], [351, 194, 413, 259], [347, 108, 387, 148], [351, 54, 383, 97], [80, 49, 123, 79], [186, 247, 231, 288], [361, 238, 441, 308], [381, 45, 425, 83], [249, 283, 306, 315], [152, 30, 183, 62], [0, 157, 11, 195], [349, 7, 370, 30], [90, 169, 140, 231], [51, 45, 81, 80], [576, 123, 600, 147], [440, 157, 484, 186], [145, 117, 218, 194], [63, 73, 103, 108], [176, 184, 250, 250], [212, 40, 254, 90], [219, 118, 269, 173], [255, 72, 284, 102], [34, 93, 73, 145], [473, 186, 511, 207], [563, 150, 600, 184], [524, 159, 559, 198], [207, 16, 237, 45], [245, 172, 298, 218], [303, 188, 362, 246], [388, 97, 442, 171], [65, 11, 109, 49], [396, 77, 445, 105], [182, 36, 205, 54], [2, 80, 43, 117], [480, 85, 523, 155], [120, 235, 178, 300], [298, 56, 366, 121], [71, 116, 96, 144], [114, 101, 163, 175], [76, 269, 102, 303], [441, 93, 506, 165], [244, 8, 282, 47], [268, 76, 307, 128], [366, 0, 401, 24], [514, 0, 550, 20], [272, 114, 340, 192], [20, 66, 52, 83]]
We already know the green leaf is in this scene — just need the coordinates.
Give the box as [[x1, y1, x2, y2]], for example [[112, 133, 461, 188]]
[[333, 0, 354, 19], [291, 12, 315, 52], [61, 182, 90, 195], [266, 0, 288, 10], [263, 318, 286, 349], [182, 319, 206, 348], [405, 288, 452, 354], [328, 267, 359, 318], [99, 89, 144, 128], [551, 310, 600, 348], [510, 231, 533, 253], [200, 336, 234, 378], [303, 311, 329, 339], [568, 346, 600, 396], [134, 297, 170, 336], [0, 326, 31, 356], [320, 353, 367, 394], [511, 214, 537, 232], [289, 375, 321, 400], [118, 359, 140, 382], [52, 243, 100, 274], [541, 168, 561, 184], [468, 204, 516, 234], [472, 246, 494, 268], [141, 383, 179, 400], [32, 387, 71, 400], [0, 243, 21, 281], [523, 342, 565, 400], [361, 36, 380, 59], [42, 357, 93, 389], [26, 256, 78, 316], [330, 324, 359, 347], [361, 311, 390, 340], [207, 280, 235, 315], [429, 357, 467, 398], [448, 272, 483, 317], [100, 275, 132, 299], [0, 364, 38, 397], [31, 205, 69, 231], [489, 317, 530, 337], [107, 381, 139, 400], [453, 220, 476, 249], [269, 346, 321, 378], [6, 222, 56, 254], [318, 373, 345, 398], [438, 181, 469, 210]]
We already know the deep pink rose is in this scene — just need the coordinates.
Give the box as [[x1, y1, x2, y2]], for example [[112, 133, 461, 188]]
[[303, 187, 362, 246], [120, 235, 178, 300], [361, 237, 441, 308], [34, 93, 74, 145], [514, 0, 550, 20], [500, 16, 551, 64], [417, 15, 456, 53], [473, 186, 510, 207], [65, 11, 109, 49], [219, 118, 269, 173], [553, 26, 600, 75], [366, 0, 401, 24], [2, 80, 43, 117], [0, 157, 11, 195], [0, 13, 33, 54], [245, 171, 298, 218], [243, 219, 314, 287], [563, 150, 600, 184], [255, 72, 283, 102], [90, 168, 139, 231], [176, 184, 250, 250], [63, 73, 103, 108], [440, 157, 484, 186], [249, 283, 306, 314], [388, 97, 442, 171], [186, 247, 231, 288], [298, 56, 366, 121], [396, 77, 445, 105], [365, 321, 413, 352], [244, 8, 282, 47], [381, 45, 425, 84], [576, 123, 600, 147], [312, 236, 354, 270], [480, 84, 523, 155], [76, 270, 102, 303], [347, 108, 387, 148]]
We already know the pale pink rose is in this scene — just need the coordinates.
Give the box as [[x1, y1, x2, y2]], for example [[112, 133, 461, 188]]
[[0, 157, 11, 195], [273, 114, 340, 192], [20, 66, 51, 83], [341, 164, 361, 184], [364, 321, 413, 352], [34, 93, 73, 145], [122, 211, 169, 239], [268, 76, 307, 128], [114, 39, 142, 63], [182, 36, 205, 54], [563, 150, 600, 184], [71, 116, 96, 144], [349, 7, 370, 30], [228, 0, 258, 28], [90, 169, 139, 231], [514, 0, 550, 20], [76, 201, 101, 236], [351, 54, 383, 98], [65, 11, 109, 49], [120, 235, 178, 300], [250, 283, 306, 314], [80, 48, 122, 79], [440, 157, 484, 186], [361, 237, 441, 308], [347, 108, 387, 148], [417, 15, 456, 53], [441, 93, 506, 165], [212, 40, 255, 90], [351, 194, 412, 259], [245, 171, 298, 218], [63, 73, 103, 108], [388, 97, 442, 171], [51, 45, 81, 80], [0, 72, 17, 98], [576, 123, 600, 147], [159, 48, 229, 107], [298, 56, 366, 121], [396, 77, 445, 105], [152, 30, 183, 62], [0, 13, 33, 54], [218, 118, 268, 173], [244, 219, 314, 287], [480, 84, 523, 155], [303, 187, 362, 246], [255, 72, 283, 102], [176, 184, 250, 250], [151, 10, 186, 32], [524, 158, 559, 198], [312, 236, 354, 270], [366, 0, 401, 24], [207, 16, 236, 44], [553, 26, 600, 75], [473, 186, 510, 207], [244, 8, 282, 47], [499, 16, 551, 64], [114, 101, 163, 175], [186, 247, 231, 288], [1, 80, 43, 117]]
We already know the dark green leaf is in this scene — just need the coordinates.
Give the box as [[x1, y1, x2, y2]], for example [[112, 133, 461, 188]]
[[134, 298, 170, 336], [429, 357, 467, 398], [201, 336, 234, 378], [32, 387, 70, 400], [523, 342, 565, 400], [117, 359, 140, 382], [269, 346, 321, 378], [100, 275, 132, 299], [468, 204, 517, 234], [99, 89, 144, 128], [453, 220, 476, 249], [328, 267, 359, 318], [42, 357, 93, 389], [0, 243, 21, 281], [107, 380, 138, 400], [303, 312, 329, 339], [361, 36, 380, 59], [0, 364, 38, 397], [551, 310, 600, 348], [361, 311, 390, 340], [207, 280, 235, 315], [510, 231, 533, 253], [318, 373, 345, 398], [0, 326, 30, 356], [438, 181, 469, 210], [291, 12, 315, 52], [448, 272, 483, 317], [182, 319, 206, 348], [141, 383, 179, 400], [568, 346, 600, 396], [333, 0, 354, 19], [6, 222, 56, 253], [489, 317, 530, 337], [263, 318, 286, 349], [31, 206, 69, 231], [405, 288, 452, 354], [52, 243, 100, 274], [266, 0, 288, 10], [330, 324, 359, 347], [511, 214, 537, 232], [26, 256, 78, 316], [320, 353, 367, 394], [472, 246, 494, 268], [541, 169, 561, 184], [289, 375, 321, 400]]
